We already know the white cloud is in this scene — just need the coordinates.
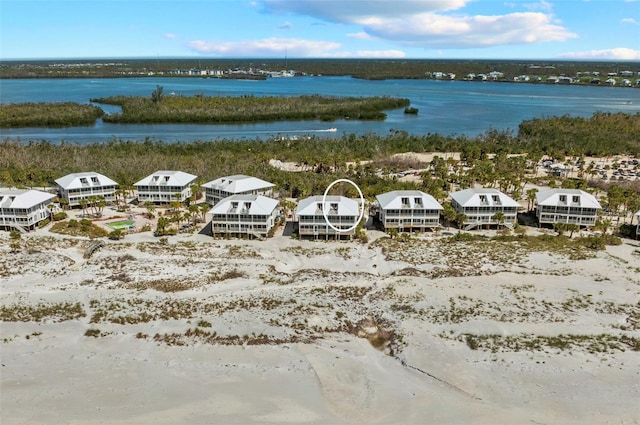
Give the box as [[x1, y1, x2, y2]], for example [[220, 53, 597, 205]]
[[346, 32, 372, 40], [186, 37, 341, 57], [164, 33, 176, 39], [358, 12, 577, 48], [522, 0, 553, 12], [621, 18, 637, 24], [263, 0, 470, 22], [556, 48, 640, 60], [263, 0, 576, 49], [278, 21, 293, 29]]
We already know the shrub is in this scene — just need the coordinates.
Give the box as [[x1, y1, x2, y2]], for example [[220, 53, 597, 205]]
[[37, 218, 51, 228], [53, 212, 68, 221]]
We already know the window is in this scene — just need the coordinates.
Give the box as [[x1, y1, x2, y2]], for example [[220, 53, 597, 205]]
[[414, 197, 422, 205], [401, 197, 409, 205], [91, 177, 99, 184], [330, 203, 338, 212], [491, 195, 500, 204], [572, 196, 580, 203], [559, 195, 567, 203]]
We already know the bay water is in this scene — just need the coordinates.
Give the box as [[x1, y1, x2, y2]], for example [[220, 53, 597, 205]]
[[1, 76, 638, 143]]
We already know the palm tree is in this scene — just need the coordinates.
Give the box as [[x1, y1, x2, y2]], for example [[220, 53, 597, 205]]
[[79, 198, 88, 217], [199, 202, 210, 223], [492, 212, 506, 230], [455, 212, 468, 231], [442, 203, 457, 230], [527, 188, 538, 212]]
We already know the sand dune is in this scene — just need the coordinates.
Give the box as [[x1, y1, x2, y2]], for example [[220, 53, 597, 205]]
[[1, 229, 639, 424]]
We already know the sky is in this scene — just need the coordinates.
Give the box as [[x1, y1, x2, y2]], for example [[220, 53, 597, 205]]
[[1, 0, 639, 60]]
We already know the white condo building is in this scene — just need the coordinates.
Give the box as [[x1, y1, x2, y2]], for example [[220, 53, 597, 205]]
[[134, 171, 197, 204], [374, 190, 443, 232], [536, 189, 601, 227], [202, 175, 275, 205], [450, 188, 519, 230], [296, 195, 360, 239], [55, 172, 118, 207], [209, 194, 279, 238], [0, 189, 56, 231]]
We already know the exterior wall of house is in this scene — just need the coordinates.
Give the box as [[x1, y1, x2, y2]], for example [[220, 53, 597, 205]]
[[536, 205, 598, 226], [136, 186, 192, 204], [379, 208, 441, 231], [205, 187, 273, 205], [58, 185, 118, 207], [211, 209, 278, 237], [451, 199, 517, 226], [298, 214, 357, 238], [0, 201, 52, 230]]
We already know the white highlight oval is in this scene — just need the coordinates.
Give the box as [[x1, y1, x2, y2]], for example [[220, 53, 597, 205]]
[[321, 178, 365, 234]]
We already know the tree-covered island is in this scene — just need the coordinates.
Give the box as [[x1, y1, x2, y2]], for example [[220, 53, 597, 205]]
[[0, 89, 410, 128], [90, 89, 410, 124], [0, 102, 104, 128]]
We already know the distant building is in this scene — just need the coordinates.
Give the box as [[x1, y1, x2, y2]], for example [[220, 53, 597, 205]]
[[0, 188, 56, 231], [535, 189, 601, 228], [373, 190, 442, 232], [295, 195, 360, 240], [450, 188, 519, 230], [208, 194, 279, 238], [134, 170, 197, 204], [55, 172, 118, 207], [202, 175, 274, 205]]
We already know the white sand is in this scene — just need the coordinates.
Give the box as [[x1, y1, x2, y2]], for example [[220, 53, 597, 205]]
[[1, 228, 639, 424]]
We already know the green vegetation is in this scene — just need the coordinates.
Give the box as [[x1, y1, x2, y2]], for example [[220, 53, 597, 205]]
[[2, 58, 638, 84], [1, 301, 86, 322], [0, 102, 104, 128], [90, 93, 409, 124], [50, 219, 109, 238]]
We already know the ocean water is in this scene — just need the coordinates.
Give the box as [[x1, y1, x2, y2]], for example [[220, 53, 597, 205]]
[[1, 76, 638, 143]]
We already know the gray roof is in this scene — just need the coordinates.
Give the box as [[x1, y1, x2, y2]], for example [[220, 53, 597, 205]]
[[208, 195, 278, 216], [450, 188, 519, 207], [202, 175, 274, 193], [296, 195, 360, 217], [536, 189, 601, 209], [376, 190, 443, 210], [134, 170, 197, 187], [55, 172, 118, 190], [0, 189, 56, 208]]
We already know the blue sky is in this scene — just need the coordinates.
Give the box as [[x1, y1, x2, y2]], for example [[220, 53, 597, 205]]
[[1, 0, 639, 60]]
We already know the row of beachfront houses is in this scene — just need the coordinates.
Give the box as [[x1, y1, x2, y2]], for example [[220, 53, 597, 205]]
[[1, 170, 607, 238]]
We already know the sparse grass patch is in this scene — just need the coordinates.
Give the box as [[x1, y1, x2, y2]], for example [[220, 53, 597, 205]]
[[1, 302, 86, 322]]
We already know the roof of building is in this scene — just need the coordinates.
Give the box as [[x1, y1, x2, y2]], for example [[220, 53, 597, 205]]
[[134, 171, 197, 187], [202, 175, 274, 193], [536, 189, 601, 209], [296, 195, 360, 217], [376, 190, 443, 210], [0, 189, 56, 209], [450, 188, 519, 208], [55, 172, 118, 190], [208, 195, 278, 216]]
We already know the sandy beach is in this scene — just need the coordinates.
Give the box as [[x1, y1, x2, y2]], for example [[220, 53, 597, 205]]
[[1, 223, 639, 425]]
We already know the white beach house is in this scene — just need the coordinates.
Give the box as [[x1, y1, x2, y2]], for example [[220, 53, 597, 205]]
[[0, 189, 56, 231], [202, 175, 275, 205], [296, 195, 360, 240], [209, 194, 279, 238], [55, 172, 118, 207], [374, 190, 443, 232], [134, 171, 197, 204], [450, 188, 519, 230], [535, 189, 601, 227]]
